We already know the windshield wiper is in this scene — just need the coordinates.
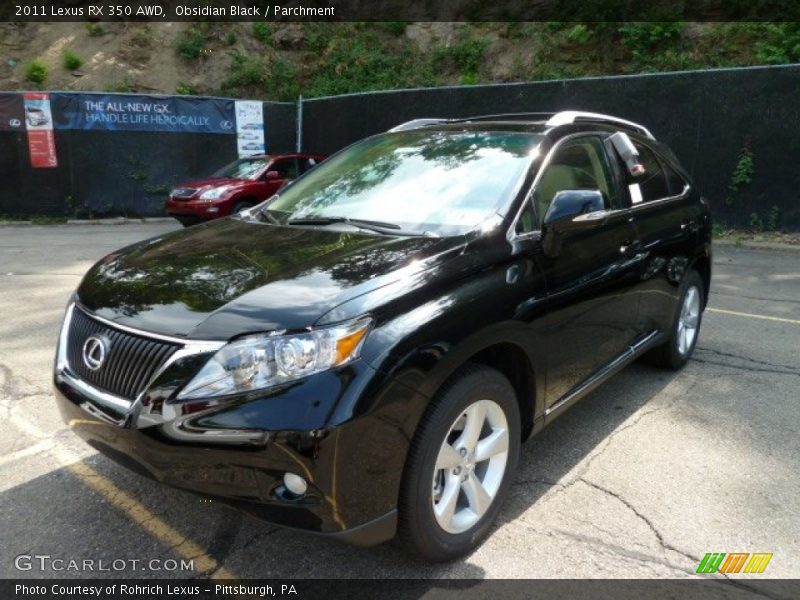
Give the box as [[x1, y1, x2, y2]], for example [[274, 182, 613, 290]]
[[287, 216, 419, 235], [255, 205, 280, 224]]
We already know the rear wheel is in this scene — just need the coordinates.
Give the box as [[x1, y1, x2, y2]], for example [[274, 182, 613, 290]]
[[398, 365, 520, 561], [644, 269, 704, 369]]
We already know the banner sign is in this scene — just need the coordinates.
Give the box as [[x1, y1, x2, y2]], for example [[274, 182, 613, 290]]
[[234, 100, 266, 156], [0, 93, 25, 131], [23, 92, 58, 168], [52, 93, 236, 135]]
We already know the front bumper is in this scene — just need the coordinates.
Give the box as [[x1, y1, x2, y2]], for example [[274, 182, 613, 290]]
[[53, 304, 408, 545], [165, 197, 225, 220]]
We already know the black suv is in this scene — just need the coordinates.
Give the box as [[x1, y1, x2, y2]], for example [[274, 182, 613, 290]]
[[54, 111, 711, 560]]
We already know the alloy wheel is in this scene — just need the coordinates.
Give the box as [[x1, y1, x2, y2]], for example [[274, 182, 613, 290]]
[[677, 285, 700, 356], [431, 399, 509, 534]]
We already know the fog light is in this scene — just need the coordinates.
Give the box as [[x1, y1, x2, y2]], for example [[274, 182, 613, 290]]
[[283, 472, 307, 496]]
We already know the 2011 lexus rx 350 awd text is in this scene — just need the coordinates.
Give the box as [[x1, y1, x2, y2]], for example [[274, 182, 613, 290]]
[[54, 111, 711, 560]]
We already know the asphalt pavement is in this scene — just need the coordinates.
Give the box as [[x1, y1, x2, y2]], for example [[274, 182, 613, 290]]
[[0, 222, 798, 581]]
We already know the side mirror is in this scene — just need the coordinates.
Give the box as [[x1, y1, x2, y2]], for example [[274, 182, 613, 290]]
[[265, 170, 280, 180], [544, 190, 606, 226], [542, 190, 607, 257]]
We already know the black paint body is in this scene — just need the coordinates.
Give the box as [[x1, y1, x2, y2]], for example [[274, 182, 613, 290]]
[[54, 119, 712, 545]]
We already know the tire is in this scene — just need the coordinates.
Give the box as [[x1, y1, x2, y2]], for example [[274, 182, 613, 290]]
[[398, 364, 521, 561], [231, 201, 253, 215], [643, 269, 704, 370]]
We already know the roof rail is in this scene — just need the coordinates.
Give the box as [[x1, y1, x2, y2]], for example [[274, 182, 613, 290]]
[[388, 118, 450, 132], [451, 112, 555, 123], [546, 111, 655, 139], [388, 112, 554, 133]]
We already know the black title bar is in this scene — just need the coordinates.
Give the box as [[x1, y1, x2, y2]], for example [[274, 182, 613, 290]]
[[4, 0, 800, 22]]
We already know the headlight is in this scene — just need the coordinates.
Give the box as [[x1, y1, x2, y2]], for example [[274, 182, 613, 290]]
[[177, 317, 372, 399], [199, 186, 232, 201]]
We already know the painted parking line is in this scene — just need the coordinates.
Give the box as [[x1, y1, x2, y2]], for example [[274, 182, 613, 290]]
[[7, 408, 238, 580], [707, 307, 800, 325]]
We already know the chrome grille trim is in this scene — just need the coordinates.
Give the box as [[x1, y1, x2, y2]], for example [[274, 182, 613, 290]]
[[66, 307, 181, 401]]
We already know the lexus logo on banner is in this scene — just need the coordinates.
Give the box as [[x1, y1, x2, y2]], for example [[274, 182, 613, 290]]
[[23, 92, 58, 168]]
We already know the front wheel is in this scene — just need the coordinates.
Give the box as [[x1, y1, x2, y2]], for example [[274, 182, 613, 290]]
[[398, 365, 520, 561], [231, 201, 254, 216], [644, 269, 705, 369]]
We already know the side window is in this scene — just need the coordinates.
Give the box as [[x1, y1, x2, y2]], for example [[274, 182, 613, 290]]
[[630, 143, 670, 203], [272, 159, 299, 180], [663, 162, 688, 196], [530, 137, 617, 228], [515, 200, 537, 234]]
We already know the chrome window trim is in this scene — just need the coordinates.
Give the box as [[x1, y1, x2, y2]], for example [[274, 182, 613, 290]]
[[506, 131, 623, 242], [628, 183, 692, 212], [74, 301, 226, 349]]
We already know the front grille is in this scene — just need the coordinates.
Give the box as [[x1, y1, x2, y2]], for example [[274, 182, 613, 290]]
[[171, 188, 197, 199], [67, 307, 181, 400]]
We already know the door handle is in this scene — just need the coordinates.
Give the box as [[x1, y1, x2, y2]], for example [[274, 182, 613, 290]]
[[620, 240, 640, 257], [681, 219, 697, 232]]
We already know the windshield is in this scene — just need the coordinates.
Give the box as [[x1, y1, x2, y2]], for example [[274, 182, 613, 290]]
[[264, 131, 542, 236], [212, 157, 269, 180]]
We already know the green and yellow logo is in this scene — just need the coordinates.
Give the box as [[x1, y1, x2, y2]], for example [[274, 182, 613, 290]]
[[697, 553, 773, 574]]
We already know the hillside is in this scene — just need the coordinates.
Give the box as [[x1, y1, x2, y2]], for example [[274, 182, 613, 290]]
[[2, 22, 800, 99]]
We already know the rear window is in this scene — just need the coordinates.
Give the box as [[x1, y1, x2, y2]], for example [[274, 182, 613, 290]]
[[633, 143, 670, 202]]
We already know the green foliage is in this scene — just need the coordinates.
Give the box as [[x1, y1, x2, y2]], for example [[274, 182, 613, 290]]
[[305, 37, 436, 98], [24, 60, 48, 84], [105, 79, 136, 93], [566, 24, 593, 45], [377, 22, 407, 36], [433, 38, 489, 78], [175, 81, 198, 95], [225, 30, 238, 46], [305, 23, 336, 52], [460, 72, 479, 85], [175, 27, 207, 59], [85, 22, 104, 36], [253, 22, 272, 44], [727, 146, 755, 205], [132, 26, 154, 47], [505, 22, 535, 40], [620, 22, 685, 63], [63, 50, 83, 70], [221, 53, 265, 92], [755, 23, 800, 64], [749, 212, 764, 231], [766, 205, 780, 230], [267, 58, 300, 101]]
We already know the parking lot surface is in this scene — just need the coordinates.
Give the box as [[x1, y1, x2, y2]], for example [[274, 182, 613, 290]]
[[1, 223, 798, 579]]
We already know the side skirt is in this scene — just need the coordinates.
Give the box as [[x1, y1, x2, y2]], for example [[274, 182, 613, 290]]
[[542, 330, 664, 425]]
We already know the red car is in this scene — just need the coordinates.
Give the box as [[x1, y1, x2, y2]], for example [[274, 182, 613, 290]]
[[166, 153, 326, 226]]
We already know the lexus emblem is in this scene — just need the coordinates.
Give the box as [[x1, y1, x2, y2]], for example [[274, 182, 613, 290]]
[[82, 336, 109, 371]]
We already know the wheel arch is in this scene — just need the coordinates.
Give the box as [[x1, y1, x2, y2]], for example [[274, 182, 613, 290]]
[[690, 247, 712, 308]]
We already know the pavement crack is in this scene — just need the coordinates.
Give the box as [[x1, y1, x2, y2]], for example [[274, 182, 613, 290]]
[[692, 357, 800, 377], [695, 346, 800, 372], [579, 477, 700, 566], [512, 478, 565, 489], [241, 527, 279, 550]]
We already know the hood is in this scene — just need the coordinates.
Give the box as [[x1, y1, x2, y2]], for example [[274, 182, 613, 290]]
[[175, 177, 245, 192], [77, 218, 468, 340]]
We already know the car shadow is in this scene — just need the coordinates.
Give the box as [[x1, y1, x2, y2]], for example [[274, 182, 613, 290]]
[[0, 361, 680, 581]]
